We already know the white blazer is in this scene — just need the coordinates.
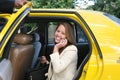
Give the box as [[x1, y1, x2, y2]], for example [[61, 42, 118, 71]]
[[47, 45, 78, 80]]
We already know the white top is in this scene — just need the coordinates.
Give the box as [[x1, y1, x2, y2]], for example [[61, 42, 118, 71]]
[[47, 45, 78, 80]]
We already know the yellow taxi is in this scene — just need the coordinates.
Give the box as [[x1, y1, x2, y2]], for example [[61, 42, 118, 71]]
[[0, 2, 120, 80]]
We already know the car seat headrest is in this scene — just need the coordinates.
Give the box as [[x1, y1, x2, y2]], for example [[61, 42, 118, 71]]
[[13, 33, 33, 45]]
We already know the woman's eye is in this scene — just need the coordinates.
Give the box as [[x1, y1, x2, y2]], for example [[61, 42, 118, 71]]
[[56, 30, 60, 33]]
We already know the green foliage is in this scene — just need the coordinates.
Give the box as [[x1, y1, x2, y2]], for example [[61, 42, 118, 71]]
[[29, 0, 74, 8], [24, 23, 38, 33], [28, 0, 120, 18], [87, 0, 120, 18]]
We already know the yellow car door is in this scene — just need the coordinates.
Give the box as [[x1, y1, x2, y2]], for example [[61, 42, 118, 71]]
[[0, 2, 32, 57], [0, 2, 32, 80]]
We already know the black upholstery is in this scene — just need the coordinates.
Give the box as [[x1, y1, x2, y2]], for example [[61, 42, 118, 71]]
[[76, 43, 89, 69]]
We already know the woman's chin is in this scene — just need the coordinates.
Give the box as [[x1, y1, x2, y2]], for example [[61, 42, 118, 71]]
[[55, 40, 60, 44]]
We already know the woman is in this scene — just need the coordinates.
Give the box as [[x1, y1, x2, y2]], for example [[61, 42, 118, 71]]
[[42, 22, 78, 80]]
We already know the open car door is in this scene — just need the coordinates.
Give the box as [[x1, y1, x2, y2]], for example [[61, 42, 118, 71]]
[[0, 2, 32, 80]]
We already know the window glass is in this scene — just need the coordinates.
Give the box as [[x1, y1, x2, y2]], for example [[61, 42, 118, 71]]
[[76, 24, 88, 43], [48, 21, 88, 44], [48, 22, 58, 44], [21, 23, 38, 34]]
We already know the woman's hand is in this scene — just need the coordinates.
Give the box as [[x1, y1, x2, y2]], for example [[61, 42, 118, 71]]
[[53, 39, 68, 52], [41, 56, 47, 64]]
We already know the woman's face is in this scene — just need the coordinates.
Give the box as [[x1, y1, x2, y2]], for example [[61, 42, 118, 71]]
[[55, 24, 66, 44]]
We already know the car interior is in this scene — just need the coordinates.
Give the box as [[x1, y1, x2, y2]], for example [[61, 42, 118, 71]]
[[1, 17, 91, 80]]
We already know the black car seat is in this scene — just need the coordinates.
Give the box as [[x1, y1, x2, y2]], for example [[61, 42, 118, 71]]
[[9, 33, 34, 80]]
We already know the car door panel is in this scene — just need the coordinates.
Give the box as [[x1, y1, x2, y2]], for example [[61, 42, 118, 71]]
[[0, 2, 32, 57], [0, 2, 32, 80]]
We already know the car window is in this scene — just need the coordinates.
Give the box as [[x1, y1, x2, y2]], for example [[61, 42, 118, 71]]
[[0, 17, 7, 31], [76, 24, 88, 43], [48, 22, 57, 44], [48, 21, 88, 44], [20, 23, 38, 34]]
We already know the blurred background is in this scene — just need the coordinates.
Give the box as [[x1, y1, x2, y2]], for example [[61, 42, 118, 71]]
[[28, 0, 120, 18]]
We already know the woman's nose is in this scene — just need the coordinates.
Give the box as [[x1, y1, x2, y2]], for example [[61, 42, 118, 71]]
[[57, 32, 62, 37]]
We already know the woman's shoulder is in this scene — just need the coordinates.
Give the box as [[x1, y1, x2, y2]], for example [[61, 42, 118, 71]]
[[65, 45, 77, 51]]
